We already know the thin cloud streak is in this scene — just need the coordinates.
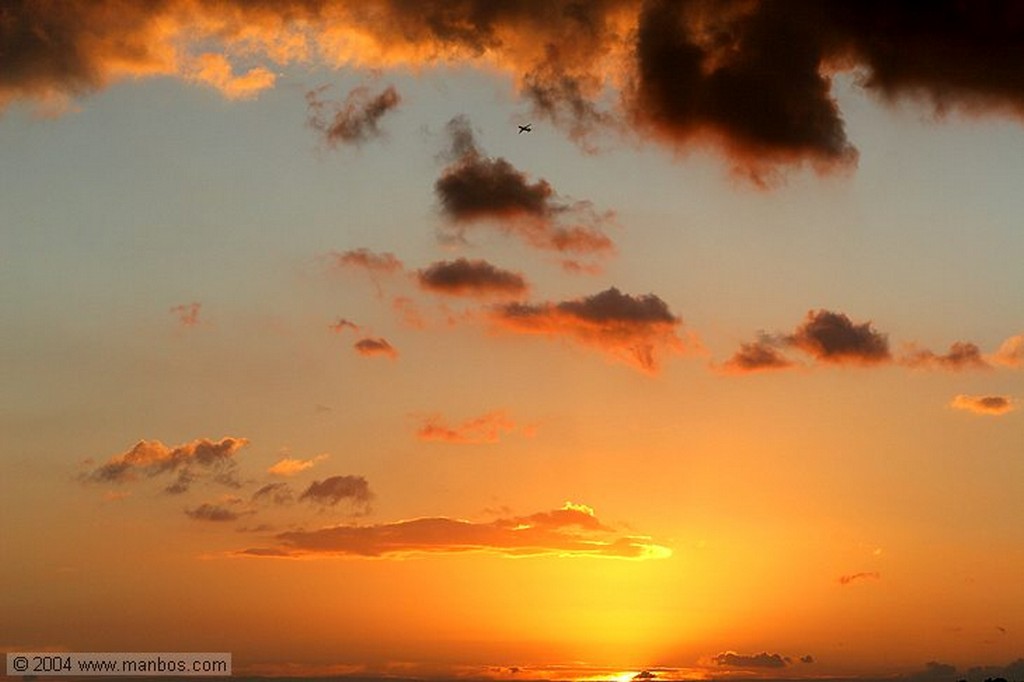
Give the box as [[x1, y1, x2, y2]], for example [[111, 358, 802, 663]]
[[416, 411, 517, 444], [239, 502, 671, 559]]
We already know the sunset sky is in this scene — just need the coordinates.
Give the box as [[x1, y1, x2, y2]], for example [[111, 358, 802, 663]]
[[1, 1, 1022, 679]]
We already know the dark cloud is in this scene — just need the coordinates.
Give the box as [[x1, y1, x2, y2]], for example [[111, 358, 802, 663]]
[[491, 286, 686, 373], [838, 571, 880, 585], [239, 501, 670, 559], [787, 309, 890, 365], [7, 2, 1024, 175], [435, 116, 615, 260], [950, 394, 1015, 416], [185, 503, 242, 522], [299, 475, 373, 509], [712, 652, 789, 669], [306, 83, 401, 148], [417, 258, 527, 297], [800, 656, 815, 664], [721, 336, 794, 373], [630, 0, 857, 184], [83, 437, 248, 494], [901, 341, 989, 371], [416, 411, 516, 444], [354, 337, 398, 359]]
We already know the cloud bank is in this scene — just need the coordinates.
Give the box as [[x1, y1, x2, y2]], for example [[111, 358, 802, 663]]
[[240, 501, 670, 559], [9, 2, 1024, 173]]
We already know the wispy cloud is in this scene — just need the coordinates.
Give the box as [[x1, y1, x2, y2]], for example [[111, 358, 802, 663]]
[[491, 287, 687, 373], [331, 248, 404, 275], [900, 341, 989, 371], [720, 336, 794, 374], [838, 571, 881, 586], [82, 437, 248, 494], [170, 302, 201, 327], [993, 334, 1024, 368], [950, 395, 1015, 416], [306, 83, 401, 148], [299, 475, 373, 512], [185, 502, 247, 522], [416, 411, 517, 444], [268, 454, 329, 477], [240, 502, 670, 560]]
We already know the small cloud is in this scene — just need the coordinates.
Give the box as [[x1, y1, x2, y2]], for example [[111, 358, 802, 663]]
[[306, 83, 401, 148], [909, 661, 958, 682], [188, 53, 275, 100], [491, 287, 688, 373], [633, 671, 657, 680], [82, 437, 248, 494], [331, 248, 404, 274], [720, 336, 795, 374], [185, 503, 243, 522], [992, 334, 1024, 368], [329, 318, 361, 334], [239, 501, 670, 560], [435, 116, 615, 265], [950, 394, 1015, 416], [416, 411, 517, 445], [712, 652, 789, 669], [252, 482, 294, 505], [170, 302, 201, 327], [268, 454, 329, 477], [901, 341, 989, 371], [354, 337, 398, 359], [800, 656, 815, 664], [787, 309, 890, 365], [417, 258, 528, 298], [838, 571, 881, 585], [299, 475, 373, 511]]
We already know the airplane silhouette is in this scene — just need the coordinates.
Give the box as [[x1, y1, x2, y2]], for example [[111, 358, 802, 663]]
[[518, 123, 532, 134]]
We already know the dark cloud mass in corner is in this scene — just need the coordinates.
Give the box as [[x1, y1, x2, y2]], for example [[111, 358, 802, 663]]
[[787, 309, 890, 365], [631, 0, 857, 179], [418, 258, 527, 297], [307, 83, 401, 148]]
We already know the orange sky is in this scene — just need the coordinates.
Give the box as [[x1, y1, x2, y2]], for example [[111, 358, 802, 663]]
[[1, 1, 1022, 680]]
